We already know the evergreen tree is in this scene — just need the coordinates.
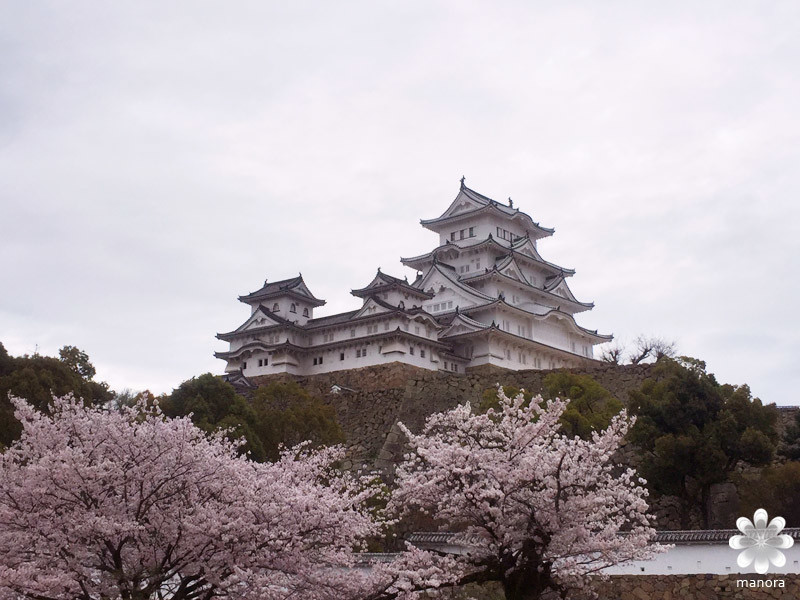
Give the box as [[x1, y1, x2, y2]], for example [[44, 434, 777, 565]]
[[629, 357, 778, 528]]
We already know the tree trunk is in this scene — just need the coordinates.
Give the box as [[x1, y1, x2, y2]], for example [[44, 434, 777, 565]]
[[700, 485, 711, 529], [502, 569, 557, 600]]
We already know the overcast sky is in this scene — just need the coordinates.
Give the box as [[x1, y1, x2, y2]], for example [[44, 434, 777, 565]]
[[2, 2, 798, 404]]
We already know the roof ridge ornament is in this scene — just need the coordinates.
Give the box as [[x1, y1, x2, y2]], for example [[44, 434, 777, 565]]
[[508, 197, 513, 208], [460, 175, 466, 188]]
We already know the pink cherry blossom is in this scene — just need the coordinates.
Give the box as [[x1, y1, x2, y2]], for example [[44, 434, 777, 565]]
[[0, 395, 450, 600], [391, 387, 665, 600]]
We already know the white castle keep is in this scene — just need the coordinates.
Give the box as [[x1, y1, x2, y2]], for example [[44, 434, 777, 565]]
[[216, 180, 611, 379]]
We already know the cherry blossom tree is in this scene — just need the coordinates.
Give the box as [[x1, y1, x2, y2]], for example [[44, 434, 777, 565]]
[[391, 388, 664, 600], [0, 396, 452, 600]]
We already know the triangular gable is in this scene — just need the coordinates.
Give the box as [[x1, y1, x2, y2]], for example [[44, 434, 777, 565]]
[[292, 279, 317, 300], [510, 237, 545, 262], [535, 310, 611, 342], [439, 313, 490, 338], [355, 272, 390, 292], [545, 278, 580, 303], [237, 306, 283, 332], [495, 256, 530, 285], [416, 263, 494, 304], [408, 310, 443, 329], [352, 296, 396, 319], [434, 189, 486, 220]]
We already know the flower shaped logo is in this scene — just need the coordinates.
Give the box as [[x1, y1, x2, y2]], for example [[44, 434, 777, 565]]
[[729, 508, 794, 574]]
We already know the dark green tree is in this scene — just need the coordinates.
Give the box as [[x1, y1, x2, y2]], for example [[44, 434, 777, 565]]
[[479, 373, 622, 440], [250, 382, 345, 462], [0, 344, 113, 449], [58, 345, 97, 381], [542, 372, 624, 439], [0, 342, 12, 377], [629, 357, 778, 528], [161, 373, 266, 461], [779, 411, 800, 460], [737, 462, 800, 528]]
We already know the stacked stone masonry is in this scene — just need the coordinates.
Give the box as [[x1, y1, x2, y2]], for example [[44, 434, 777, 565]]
[[593, 575, 800, 600], [250, 361, 656, 472]]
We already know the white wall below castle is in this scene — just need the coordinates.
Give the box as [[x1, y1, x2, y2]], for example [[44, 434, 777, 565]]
[[604, 543, 800, 576], [238, 340, 444, 377]]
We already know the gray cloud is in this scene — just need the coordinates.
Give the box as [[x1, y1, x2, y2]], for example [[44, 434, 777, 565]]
[[1, 1, 798, 403]]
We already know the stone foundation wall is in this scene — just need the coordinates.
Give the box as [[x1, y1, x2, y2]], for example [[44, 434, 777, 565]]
[[593, 574, 800, 599], [251, 362, 656, 471]]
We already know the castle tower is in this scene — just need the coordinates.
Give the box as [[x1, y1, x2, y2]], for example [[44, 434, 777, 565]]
[[215, 180, 611, 378]]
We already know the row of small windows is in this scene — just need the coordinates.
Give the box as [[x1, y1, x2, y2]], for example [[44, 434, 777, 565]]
[[427, 300, 454, 313], [308, 320, 423, 345], [496, 227, 520, 242], [570, 342, 591, 357], [408, 346, 426, 358], [271, 302, 310, 317], [450, 227, 476, 241], [442, 361, 458, 372]]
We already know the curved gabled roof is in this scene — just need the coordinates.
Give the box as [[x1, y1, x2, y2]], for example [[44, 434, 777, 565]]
[[216, 304, 301, 340], [460, 267, 593, 313], [460, 299, 611, 343], [351, 269, 434, 300], [238, 274, 326, 307], [439, 312, 491, 337], [440, 324, 604, 362], [543, 276, 593, 308], [420, 181, 554, 240], [352, 295, 441, 328], [401, 235, 573, 277], [413, 261, 495, 303]]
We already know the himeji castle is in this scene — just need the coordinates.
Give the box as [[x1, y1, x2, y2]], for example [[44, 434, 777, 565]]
[[215, 180, 611, 378]]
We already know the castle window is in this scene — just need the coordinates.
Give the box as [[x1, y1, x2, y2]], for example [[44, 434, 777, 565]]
[[243, 361, 247, 369], [313, 358, 317, 365], [409, 347, 415, 355], [319, 356, 323, 364], [340, 352, 345, 361], [450, 232, 456, 241], [290, 304, 297, 313], [459, 229, 465, 240], [272, 303, 279, 312], [350, 329, 356, 338], [303, 308, 309, 317], [453, 363, 458, 372], [258, 359, 262, 367], [443, 361, 448, 370], [420, 349, 426, 358]]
